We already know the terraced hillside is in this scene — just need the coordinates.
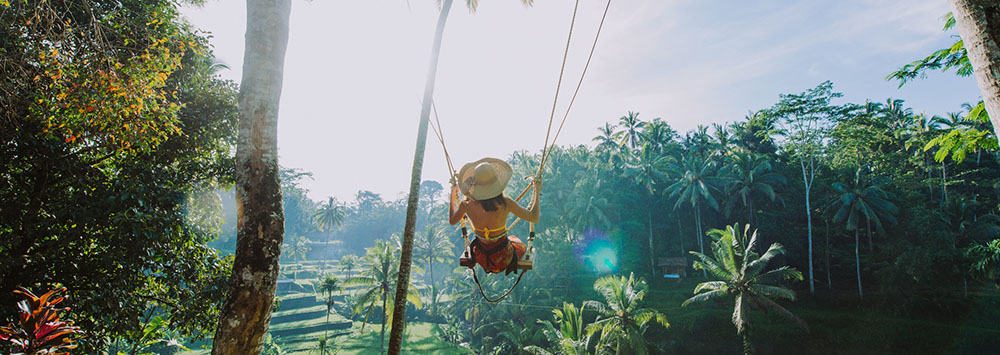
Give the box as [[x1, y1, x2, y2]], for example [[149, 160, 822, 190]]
[[186, 264, 469, 354]]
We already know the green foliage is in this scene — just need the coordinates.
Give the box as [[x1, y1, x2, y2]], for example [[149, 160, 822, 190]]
[[313, 197, 346, 234], [923, 102, 997, 163], [828, 176, 898, 233], [533, 302, 592, 355], [283, 235, 312, 264], [886, 12, 973, 87], [685, 224, 806, 354], [0, 0, 237, 350], [583, 273, 668, 354], [344, 237, 422, 351], [967, 239, 1000, 284]]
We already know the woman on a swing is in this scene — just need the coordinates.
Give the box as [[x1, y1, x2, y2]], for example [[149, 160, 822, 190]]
[[450, 157, 541, 275]]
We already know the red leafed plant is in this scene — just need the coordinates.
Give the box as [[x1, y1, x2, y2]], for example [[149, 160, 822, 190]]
[[0, 287, 81, 355]]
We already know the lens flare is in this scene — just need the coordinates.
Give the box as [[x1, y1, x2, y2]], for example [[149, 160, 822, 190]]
[[575, 228, 617, 273]]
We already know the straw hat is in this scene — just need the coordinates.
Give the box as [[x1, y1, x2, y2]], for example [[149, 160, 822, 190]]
[[457, 157, 513, 200]]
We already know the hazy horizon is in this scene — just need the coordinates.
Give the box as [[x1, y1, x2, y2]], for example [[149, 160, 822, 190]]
[[180, 0, 982, 203]]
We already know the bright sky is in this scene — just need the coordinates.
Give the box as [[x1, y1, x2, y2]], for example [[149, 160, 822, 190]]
[[180, 0, 983, 203]]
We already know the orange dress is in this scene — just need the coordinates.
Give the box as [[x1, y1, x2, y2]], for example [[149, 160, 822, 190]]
[[471, 227, 526, 274]]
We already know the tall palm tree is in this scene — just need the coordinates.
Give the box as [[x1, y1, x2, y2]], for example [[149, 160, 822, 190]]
[[711, 122, 735, 158], [593, 122, 618, 152], [880, 98, 914, 137], [213, 0, 291, 353], [526, 302, 592, 355], [389, 1, 533, 352], [316, 274, 341, 340], [666, 155, 722, 276], [614, 111, 646, 151], [721, 150, 785, 227], [684, 224, 807, 355], [683, 125, 713, 159], [904, 114, 945, 199], [583, 273, 669, 354], [414, 224, 454, 319], [732, 111, 780, 155], [313, 197, 345, 268], [828, 175, 899, 299], [641, 118, 676, 153], [625, 143, 671, 274], [339, 253, 360, 280], [347, 238, 422, 353], [282, 236, 311, 280]]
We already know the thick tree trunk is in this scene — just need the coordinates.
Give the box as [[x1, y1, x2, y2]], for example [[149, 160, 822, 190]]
[[211, 1, 291, 354], [388, 1, 453, 353], [855, 228, 863, 300], [950, 0, 1000, 138]]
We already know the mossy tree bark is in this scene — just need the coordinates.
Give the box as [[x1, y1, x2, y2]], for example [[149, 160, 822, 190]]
[[211, 0, 291, 353], [387, 0, 454, 354]]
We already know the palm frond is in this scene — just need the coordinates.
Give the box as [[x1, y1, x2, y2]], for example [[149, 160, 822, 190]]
[[692, 281, 727, 294], [682, 289, 729, 307], [756, 295, 810, 333], [751, 265, 804, 285], [749, 284, 798, 301], [690, 251, 734, 281]]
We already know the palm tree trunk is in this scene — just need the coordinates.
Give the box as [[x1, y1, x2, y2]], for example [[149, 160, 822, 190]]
[[388, 1, 454, 354], [855, 228, 863, 300], [326, 229, 335, 273], [866, 217, 873, 252], [648, 211, 656, 276], [825, 220, 832, 289], [942, 162, 948, 207], [212, 1, 291, 353], [429, 257, 436, 319], [324, 301, 331, 340], [677, 215, 685, 256], [696, 208, 707, 278], [381, 289, 388, 353], [949, 0, 1000, 138], [802, 159, 815, 294], [925, 154, 933, 200], [742, 327, 754, 355]]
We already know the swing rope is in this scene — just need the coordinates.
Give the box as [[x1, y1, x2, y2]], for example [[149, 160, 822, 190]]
[[430, 0, 613, 302], [509, 0, 612, 231]]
